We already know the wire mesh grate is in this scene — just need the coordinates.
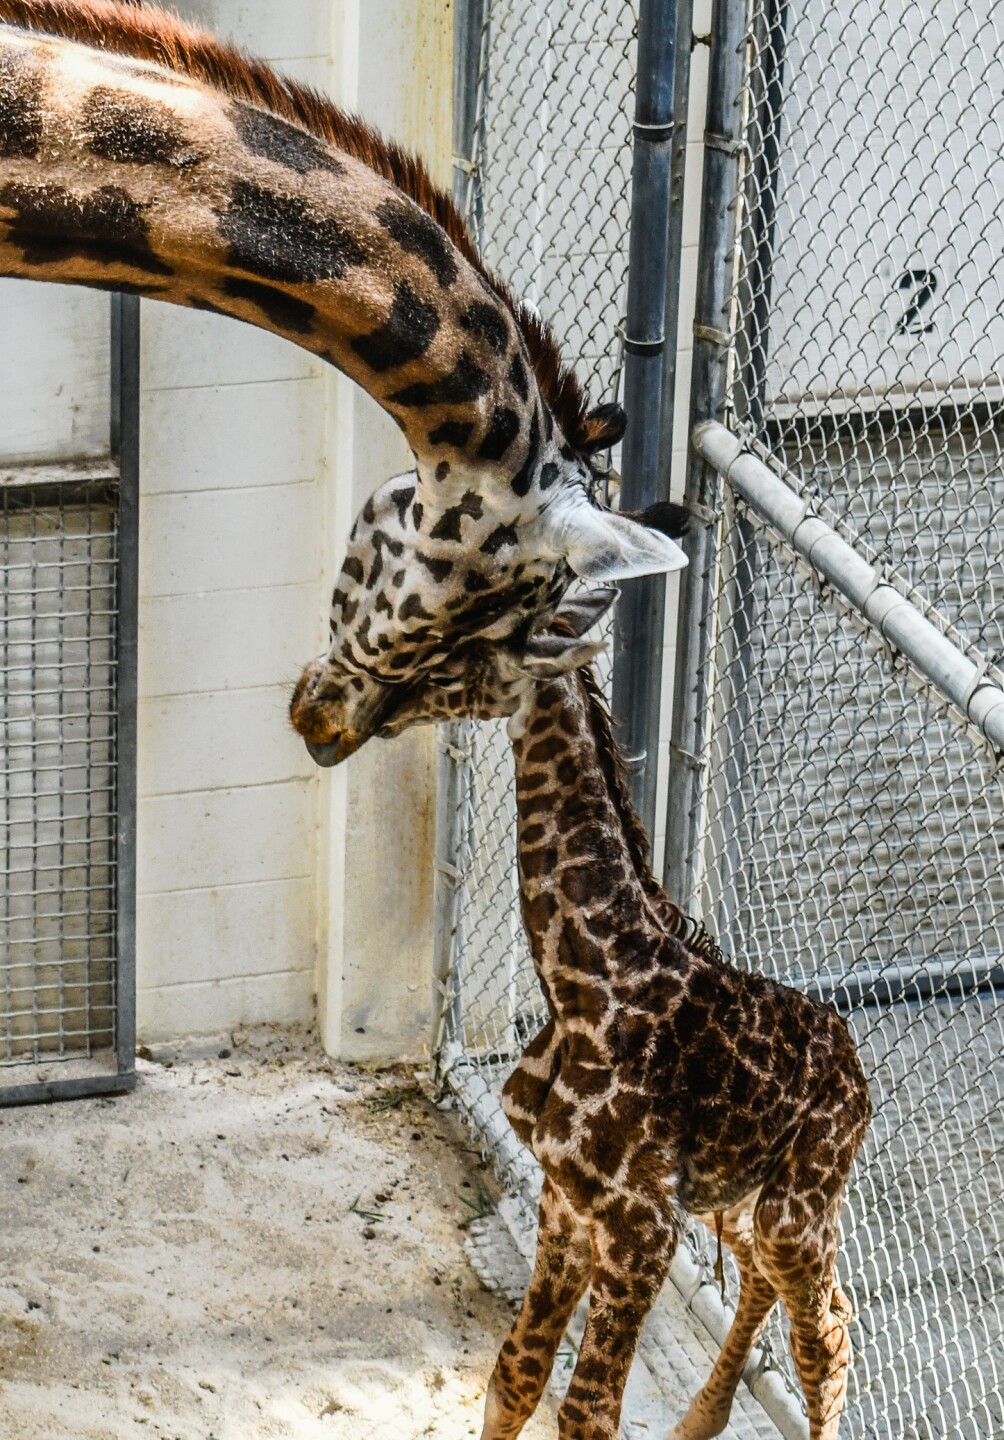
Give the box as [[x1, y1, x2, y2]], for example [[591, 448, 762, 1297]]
[[1, 479, 120, 1081]]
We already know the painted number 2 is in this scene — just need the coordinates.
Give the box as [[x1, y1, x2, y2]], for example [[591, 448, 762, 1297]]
[[895, 269, 937, 335]]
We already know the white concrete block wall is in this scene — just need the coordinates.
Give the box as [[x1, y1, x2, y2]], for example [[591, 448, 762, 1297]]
[[134, 0, 452, 1052], [136, 308, 325, 1038]]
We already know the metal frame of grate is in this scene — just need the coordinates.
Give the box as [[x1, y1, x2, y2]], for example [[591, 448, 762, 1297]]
[[0, 294, 139, 1108]]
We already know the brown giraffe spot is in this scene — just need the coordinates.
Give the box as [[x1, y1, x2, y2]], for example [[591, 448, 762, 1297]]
[[511, 409, 541, 497], [82, 85, 201, 167], [229, 100, 345, 175], [0, 47, 44, 158], [415, 552, 453, 584], [0, 181, 173, 274], [374, 197, 458, 286], [507, 350, 529, 399], [387, 350, 490, 408], [222, 275, 316, 333], [351, 279, 440, 372], [216, 181, 365, 284], [458, 299, 509, 354], [429, 490, 483, 543], [428, 418, 473, 447], [477, 405, 521, 461]]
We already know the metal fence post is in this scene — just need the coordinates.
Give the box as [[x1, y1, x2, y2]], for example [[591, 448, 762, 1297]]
[[611, 0, 682, 843], [662, 0, 747, 905], [431, 0, 488, 1081], [111, 294, 140, 1092]]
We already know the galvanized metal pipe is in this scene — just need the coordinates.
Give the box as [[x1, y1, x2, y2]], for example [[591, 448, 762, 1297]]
[[431, 0, 489, 1082], [111, 293, 141, 1097], [663, 0, 747, 905], [612, 0, 682, 843], [694, 421, 1004, 752]]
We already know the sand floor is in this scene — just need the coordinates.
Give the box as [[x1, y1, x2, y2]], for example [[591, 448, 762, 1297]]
[[0, 1025, 555, 1440]]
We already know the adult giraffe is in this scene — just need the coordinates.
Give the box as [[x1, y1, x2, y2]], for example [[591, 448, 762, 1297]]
[[0, 0, 686, 756]]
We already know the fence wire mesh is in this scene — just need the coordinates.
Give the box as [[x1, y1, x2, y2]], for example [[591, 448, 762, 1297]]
[[0, 476, 121, 1089], [438, 0, 637, 1118], [677, 1, 1004, 1435]]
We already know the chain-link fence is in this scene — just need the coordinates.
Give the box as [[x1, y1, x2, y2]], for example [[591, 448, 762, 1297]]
[[437, 0, 1003, 1436], [669, 1, 1004, 1436], [436, 0, 636, 1132]]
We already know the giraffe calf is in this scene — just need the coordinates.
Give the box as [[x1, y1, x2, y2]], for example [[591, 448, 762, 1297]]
[[382, 578, 872, 1440]]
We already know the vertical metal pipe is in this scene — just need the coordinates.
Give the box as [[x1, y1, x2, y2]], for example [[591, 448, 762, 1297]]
[[612, 0, 681, 844], [111, 294, 140, 1088], [658, 0, 696, 455], [663, 0, 748, 905], [431, 0, 488, 1082]]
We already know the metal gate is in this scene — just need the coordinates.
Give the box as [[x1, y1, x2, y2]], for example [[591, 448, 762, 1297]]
[[0, 291, 139, 1106]]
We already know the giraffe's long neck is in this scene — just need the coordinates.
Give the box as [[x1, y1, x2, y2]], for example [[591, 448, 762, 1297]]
[[512, 674, 677, 1046], [0, 20, 555, 511]]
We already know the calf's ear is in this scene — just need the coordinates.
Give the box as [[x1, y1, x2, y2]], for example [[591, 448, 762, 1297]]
[[550, 587, 619, 637], [519, 632, 607, 680]]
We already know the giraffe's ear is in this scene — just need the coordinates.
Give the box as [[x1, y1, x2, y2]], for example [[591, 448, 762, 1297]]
[[519, 633, 607, 680], [551, 587, 619, 636], [537, 489, 688, 582]]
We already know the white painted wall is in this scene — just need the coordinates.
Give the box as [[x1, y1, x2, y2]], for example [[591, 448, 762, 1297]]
[[134, 0, 452, 1053]]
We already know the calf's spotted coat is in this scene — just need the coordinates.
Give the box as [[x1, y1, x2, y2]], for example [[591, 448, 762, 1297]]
[[383, 589, 872, 1440], [0, 0, 685, 760]]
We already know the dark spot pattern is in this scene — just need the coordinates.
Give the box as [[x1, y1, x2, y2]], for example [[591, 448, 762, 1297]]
[[222, 276, 316, 333], [481, 522, 519, 556], [216, 182, 366, 284], [508, 351, 529, 400], [459, 300, 509, 354], [0, 182, 173, 274], [478, 406, 521, 461], [375, 197, 458, 286], [435, 461, 450, 482], [540, 460, 559, 490], [0, 49, 44, 158], [389, 485, 415, 527], [399, 593, 435, 623], [428, 419, 474, 448], [430, 490, 484, 542], [82, 86, 201, 167], [416, 552, 453, 584], [388, 352, 491, 408], [229, 101, 345, 175], [351, 280, 440, 372], [511, 409, 541, 497]]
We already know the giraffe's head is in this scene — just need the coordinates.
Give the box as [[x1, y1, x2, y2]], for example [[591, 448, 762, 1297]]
[[290, 441, 689, 763], [369, 583, 625, 739], [300, 502, 689, 751]]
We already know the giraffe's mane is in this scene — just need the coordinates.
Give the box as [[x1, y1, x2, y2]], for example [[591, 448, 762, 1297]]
[[575, 664, 727, 968], [0, 0, 610, 453]]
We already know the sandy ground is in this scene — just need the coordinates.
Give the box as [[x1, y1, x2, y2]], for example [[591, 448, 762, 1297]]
[[0, 1025, 555, 1440]]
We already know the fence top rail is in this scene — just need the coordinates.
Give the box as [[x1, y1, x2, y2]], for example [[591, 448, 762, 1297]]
[[692, 420, 1004, 757]]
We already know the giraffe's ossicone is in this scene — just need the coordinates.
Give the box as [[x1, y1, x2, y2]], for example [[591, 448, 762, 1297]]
[[0, 0, 687, 762]]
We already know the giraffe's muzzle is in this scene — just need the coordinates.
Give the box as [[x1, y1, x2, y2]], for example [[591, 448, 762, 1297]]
[[305, 739, 344, 767]]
